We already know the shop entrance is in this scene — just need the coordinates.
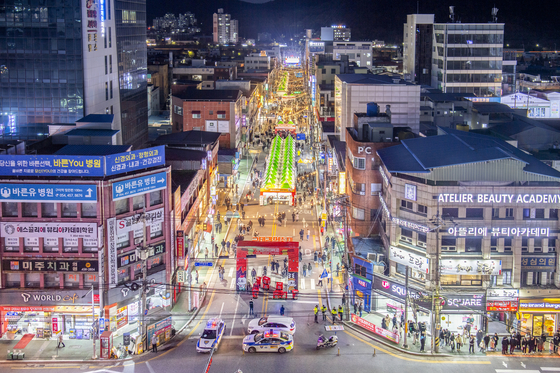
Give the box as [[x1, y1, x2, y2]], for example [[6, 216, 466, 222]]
[[235, 240, 299, 292]]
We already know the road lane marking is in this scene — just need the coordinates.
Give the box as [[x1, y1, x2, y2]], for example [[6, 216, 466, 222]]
[[230, 276, 235, 289], [145, 361, 156, 373], [496, 371, 540, 373], [228, 267, 234, 278], [300, 278, 305, 289], [311, 279, 315, 289], [219, 302, 224, 318], [540, 369, 560, 371], [230, 294, 240, 336]]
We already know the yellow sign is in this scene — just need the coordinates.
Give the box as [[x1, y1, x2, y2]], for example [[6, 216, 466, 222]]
[[442, 316, 446, 321], [339, 172, 346, 194]]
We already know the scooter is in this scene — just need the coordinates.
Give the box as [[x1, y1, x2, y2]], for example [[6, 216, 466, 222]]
[[316, 335, 338, 349]]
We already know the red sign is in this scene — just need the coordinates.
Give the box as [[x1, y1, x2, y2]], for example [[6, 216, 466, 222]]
[[177, 230, 184, 259], [487, 300, 518, 312], [254, 236, 293, 242], [350, 313, 400, 344]]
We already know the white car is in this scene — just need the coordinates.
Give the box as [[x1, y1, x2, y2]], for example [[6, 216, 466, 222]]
[[196, 318, 226, 353], [242, 330, 294, 353], [247, 316, 296, 335]]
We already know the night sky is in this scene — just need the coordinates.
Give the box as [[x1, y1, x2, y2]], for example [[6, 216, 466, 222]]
[[147, 0, 559, 47]]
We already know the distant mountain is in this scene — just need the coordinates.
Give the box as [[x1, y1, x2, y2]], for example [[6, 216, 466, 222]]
[[147, 0, 559, 48]]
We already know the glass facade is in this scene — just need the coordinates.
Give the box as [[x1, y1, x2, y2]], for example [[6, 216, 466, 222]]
[[115, 0, 148, 149], [0, 0, 85, 140]]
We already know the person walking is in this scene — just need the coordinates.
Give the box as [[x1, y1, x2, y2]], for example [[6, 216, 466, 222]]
[[456, 333, 463, 352], [314, 305, 319, 323], [502, 335, 509, 355], [195, 269, 199, 284], [299, 229, 304, 241], [321, 305, 327, 321], [420, 331, 426, 352], [483, 334, 490, 352], [249, 300, 254, 315], [353, 302, 358, 315], [307, 229, 310, 241], [469, 335, 475, 354], [392, 314, 397, 330], [151, 333, 158, 352], [358, 302, 363, 318], [57, 332, 65, 348]]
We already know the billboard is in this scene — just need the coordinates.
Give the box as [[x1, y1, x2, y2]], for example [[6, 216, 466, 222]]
[[0, 155, 104, 176], [105, 146, 165, 176], [1, 222, 97, 240], [112, 171, 167, 201], [0, 183, 97, 203]]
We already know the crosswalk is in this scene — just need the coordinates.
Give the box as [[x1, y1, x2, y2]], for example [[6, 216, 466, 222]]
[[496, 368, 560, 373]]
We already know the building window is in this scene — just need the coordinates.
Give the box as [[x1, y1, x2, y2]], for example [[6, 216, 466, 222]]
[[330, 68, 336, 74], [64, 274, 80, 288], [217, 111, 226, 119], [209, 110, 213, 115], [534, 238, 543, 252], [44, 273, 60, 288], [115, 199, 129, 215], [441, 236, 456, 251], [351, 181, 365, 195], [22, 203, 38, 217], [550, 209, 559, 220], [400, 228, 413, 239], [491, 237, 498, 251], [502, 270, 512, 285], [2, 202, 18, 217], [61, 203, 77, 217], [492, 208, 499, 219], [4, 237, 19, 252], [549, 238, 557, 252], [370, 183, 381, 196], [348, 151, 365, 170], [25, 273, 40, 288], [504, 237, 512, 252], [110, 80, 113, 99], [41, 203, 57, 217], [150, 190, 163, 206], [522, 237, 528, 252], [192, 111, 201, 118], [132, 195, 145, 210], [24, 237, 39, 252], [536, 209, 545, 219], [418, 232, 427, 243], [465, 237, 482, 252], [442, 208, 458, 219], [396, 263, 407, 275], [81, 203, 97, 218], [174, 105, 183, 116], [506, 208, 514, 218], [352, 207, 365, 220], [466, 208, 483, 219], [105, 82, 109, 100], [401, 200, 413, 210], [417, 204, 427, 215], [5, 273, 20, 288]]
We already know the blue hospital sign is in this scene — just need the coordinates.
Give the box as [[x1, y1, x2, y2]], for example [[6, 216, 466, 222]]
[[112, 172, 167, 201], [0, 183, 97, 203], [0, 155, 104, 176], [105, 146, 165, 176]]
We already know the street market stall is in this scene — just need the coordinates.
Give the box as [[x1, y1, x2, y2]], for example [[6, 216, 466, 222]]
[[260, 135, 296, 205], [274, 120, 297, 136]]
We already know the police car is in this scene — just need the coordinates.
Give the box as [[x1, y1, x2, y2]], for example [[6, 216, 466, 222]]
[[242, 330, 294, 354], [196, 318, 226, 353]]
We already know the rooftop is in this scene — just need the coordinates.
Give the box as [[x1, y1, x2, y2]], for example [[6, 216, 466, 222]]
[[54, 145, 131, 156], [65, 129, 120, 137], [165, 147, 207, 161], [173, 88, 242, 101], [472, 102, 515, 115], [152, 130, 221, 147], [336, 74, 415, 85], [377, 128, 560, 179], [76, 114, 114, 123], [171, 170, 199, 194]]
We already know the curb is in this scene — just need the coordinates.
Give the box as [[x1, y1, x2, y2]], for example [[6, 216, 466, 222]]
[[342, 321, 454, 358]]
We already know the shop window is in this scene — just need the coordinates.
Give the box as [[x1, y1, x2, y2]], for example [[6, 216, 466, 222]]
[[417, 204, 428, 215], [548, 238, 557, 252], [5, 273, 20, 288], [466, 208, 483, 219], [24, 237, 39, 252], [401, 200, 413, 210], [442, 208, 458, 219], [355, 263, 367, 277], [504, 237, 512, 252], [2, 202, 18, 217], [401, 227, 413, 239], [150, 222, 163, 239], [441, 236, 456, 251], [418, 232, 427, 243], [505, 208, 514, 219], [550, 209, 559, 220], [22, 203, 38, 217], [81, 203, 97, 218], [118, 267, 131, 283], [64, 273, 80, 288], [84, 274, 98, 288], [490, 237, 497, 252], [150, 190, 163, 206], [25, 273, 40, 288], [536, 209, 545, 219], [41, 203, 57, 217], [491, 208, 499, 219], [352, 207, 365, 220], [132, 195, 145, 210], [4, 237, 19, 252], [61, 203, 77, 217], [44, 273, 60, 288], [396, 263, 407, 275], [115, 198, 129, 215], [465, 238, 482, 252], [522, 237, 528, 252]]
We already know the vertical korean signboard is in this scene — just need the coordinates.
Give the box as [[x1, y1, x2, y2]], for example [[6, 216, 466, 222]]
[[107, 218, 117, 289], [176, 230, 184, 260]]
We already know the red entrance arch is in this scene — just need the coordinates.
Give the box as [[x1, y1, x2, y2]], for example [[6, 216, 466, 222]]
[[235, 240, 299, 292]]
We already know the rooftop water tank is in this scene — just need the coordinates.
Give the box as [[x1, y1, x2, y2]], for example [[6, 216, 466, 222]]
[[367, 102, 379, 117]]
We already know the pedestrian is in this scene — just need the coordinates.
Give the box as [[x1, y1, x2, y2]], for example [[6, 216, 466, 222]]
[[502, 335, 509, 355], [392, 314, 397, 329], [292, 212, 295, 222], [242, 210, 245, 219], [338, 305, 343, 321], [420, 331, 426, 352], [205, 248, 208, 259], [522, 336, 528, 354], [308, 262, 312, 274], [151, 333, 158, 352], [456, 333, 462, 352], [314, 305, 319, 323], [195, 269, 199, 284], [331, 308, 337, 324], [353, 302, 358, 315], [303, 265, 306, 277], [280, 305, 285, 316], [299, 229, 304, 240], [470, 335, 475, 354], [342, 293, 346, 305], [307, 229, 310, 241], [510, 335, 517, 354], [249, 300, 254, 315], [320, 226, 324, 236], [57, 332, 65, 348], [321, 305, 327, 321], [483, 334, 490, 351], [476, 329, 483, 350]]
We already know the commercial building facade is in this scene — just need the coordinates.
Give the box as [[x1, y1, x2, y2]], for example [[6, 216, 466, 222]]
[[0, 147, 172, 340], [376, 128, 560, 334]]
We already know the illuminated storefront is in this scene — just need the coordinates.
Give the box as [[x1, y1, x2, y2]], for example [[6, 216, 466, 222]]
[[518, 299, 560, 336]]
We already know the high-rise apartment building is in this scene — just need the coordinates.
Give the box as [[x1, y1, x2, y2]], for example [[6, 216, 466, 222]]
[[115, 0, 149, 149], [0, 0, 121, 142], [213, 9, 238, 45], [403, 12, 504, 96]]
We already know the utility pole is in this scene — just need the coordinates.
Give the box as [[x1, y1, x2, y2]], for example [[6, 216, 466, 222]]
[[136, 207, 151, 354], [431, 201, 442, 353], [82, 285, 97, 359], [403, 266, 409, 349]]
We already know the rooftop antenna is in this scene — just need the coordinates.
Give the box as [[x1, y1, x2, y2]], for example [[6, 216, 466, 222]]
[[449, 6, 455, 23], [491, 7, 499, 23]]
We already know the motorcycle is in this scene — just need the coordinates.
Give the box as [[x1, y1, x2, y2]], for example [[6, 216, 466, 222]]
[[316, 334, 338, 350]]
